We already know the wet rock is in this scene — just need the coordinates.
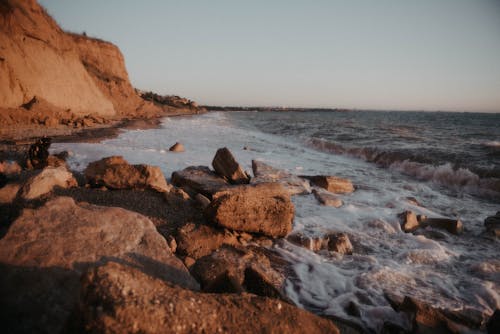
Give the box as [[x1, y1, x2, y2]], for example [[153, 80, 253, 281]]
[[212, 147, 250, 184], [77, 262, 340, 334], [26, 137, 51, 169], [0, 160, 22, 175], [423, 218, 463, 235], [252, 160, 311, 195], [171, 166, 230, 198], [487, 309, 500, 334], [0, 197, 197, 334], [484, 213, 500, 237], [305, 175, 354, 194], [169, 142, 185, 152], [0, 182, 21, 204], [312, 188, 343, 207], [194, 193, 211, 209], [398, 211, 420, 233], [327, 232, 354, 255], [287, 231, 353, 255], [176, 223, 239, 260], [20, 166, 77, 200], [84, 156, 170, 192], [205, 182, 294, 238]]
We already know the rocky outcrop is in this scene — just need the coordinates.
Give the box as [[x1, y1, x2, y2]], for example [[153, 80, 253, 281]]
[[77, 261, 340, 334], [0, 197, 197, 333], [20, 166, 77, 200], [171, 166, 230, 198], [251, 160, 311, 195], [306, 175, 355, 194], [84, 156, 170, 192], [212, 147, 250, 184], [205, 183, 295, 238]]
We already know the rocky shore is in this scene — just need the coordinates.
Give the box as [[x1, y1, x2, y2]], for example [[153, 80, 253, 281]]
[[1, 137, 498, 333]]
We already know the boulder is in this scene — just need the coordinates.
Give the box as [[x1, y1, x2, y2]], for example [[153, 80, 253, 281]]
[[175, 223, 239, 260], [212, 147, 250, 184], [190, 246, 285, 298], [252, 160, 311, 195], [0, 183, 21, 204], [26, 137, 52, 169], [484, 213, 500, 237], [423, 218, 463, 235], [169, 142, 185, 152], [312, 188, 343, 207], [20, 166, 77, 200], [84, 156, 170, 192], [77, 262, 340, 334], [0, 197, 197, 334], [194, 193, 211, 209], [398, 210, 420, 233], [205, 183, 295, 238], [287, 231, 353, 255], [306, 175, 354, 194], [171, 166, 230, 198]]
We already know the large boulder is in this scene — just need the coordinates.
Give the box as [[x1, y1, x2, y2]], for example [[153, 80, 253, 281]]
[[212, 147, 250, 184], [251, 160, 311, 195], [205, 183, 295, 238], [20, 166, 77, 200], [0, 197, 197, 334], [77, 262, 339, 333], [306, 175, 354, 194], [171, 166, 230, 198], [84, 156, 170, 192]]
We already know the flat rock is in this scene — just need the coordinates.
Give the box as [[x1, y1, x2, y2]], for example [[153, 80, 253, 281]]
[[398, 210, 420, 233], [77, 261, 340, 334], [312, 188, 343, 207], [20, 166, 77, 200], [0, 197, 197, 334], [423, 217, 463, 235], [169, 142, 185, 152], [205, 182, 295, 238], [171, 166, 230, 198], [306, 175, 354, 194], [84, 156, 169, 192], [212, 147, 250, 184], [251, 160, 311, 195]]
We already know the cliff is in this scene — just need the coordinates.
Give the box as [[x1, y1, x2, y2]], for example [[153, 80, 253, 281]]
[[0, 0, 161, 126]]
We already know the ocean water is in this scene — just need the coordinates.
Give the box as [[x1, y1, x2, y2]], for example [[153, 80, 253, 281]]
[[52, 111, 499, 332]]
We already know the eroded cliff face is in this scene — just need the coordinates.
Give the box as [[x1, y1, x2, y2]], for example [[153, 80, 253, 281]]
[[0, 0, 159, 122]]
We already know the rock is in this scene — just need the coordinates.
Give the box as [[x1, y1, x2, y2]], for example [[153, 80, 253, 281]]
[[46, 154, 67, 168], [0, 197, 198, 334], [212, 147, 250, 184], [0, 183, 21, 204], [306, 175, 354, 194], [26, 137, 51, 169], [484, 213, 500, 237], [205, 183, 295, 238], [423, 218, 463, 235], [84, 156, 170, 192], [176, 223, 239, 260], [44, 116, 59, 127], [171, 166, 230, 198], [406, 196, 422, 207], [20, 166, 77, 200], [77, 262, 340, 334], [169, 142, 185, 152], [194, 193, 211, 209], [0, 161, 22, 175], [398, 211, 420, 233], [487, 309, 500, 334], [312, 188, 343, 207], [252, 160, 311, 195], [287, 232, 352, 254]]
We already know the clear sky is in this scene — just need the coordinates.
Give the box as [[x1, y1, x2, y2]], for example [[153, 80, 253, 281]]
[[39, 0, 500, 112]]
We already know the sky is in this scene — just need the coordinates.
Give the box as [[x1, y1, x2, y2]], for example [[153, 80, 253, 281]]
[[39, 0, 500, 112]]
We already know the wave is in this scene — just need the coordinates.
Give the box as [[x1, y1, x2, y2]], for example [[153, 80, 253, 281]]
[[306, 138, 500, 200]]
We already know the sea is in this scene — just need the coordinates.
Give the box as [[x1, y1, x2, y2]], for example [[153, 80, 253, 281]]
[[52, 110, 500, 332]]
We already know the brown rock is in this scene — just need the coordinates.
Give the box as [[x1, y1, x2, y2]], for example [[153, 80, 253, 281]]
[[212, 147, 250, 184], [26, 137, 51, 169], [326, 232, 353, 255], [252, 160, 311, 195], [171, 166, 230, 198], [424, 218, 463, 235], [205, 183, 295, 238], [0, 182, 21, 204], [287, 232, 353, 254], [307, 175, 354, 194], [84, 156, 170, 192], [0, 197, 197, 334], [176, 223, 239, 260], [20, 166, 77, 200], [169, 142, 185, 152], [77, 262, 340, 334], [312, 188, 343, 207], [0, 161, 22, 175], [194, 193, 211, 209], [398, 210, 420, 233], [46, 154, 67, 168]]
